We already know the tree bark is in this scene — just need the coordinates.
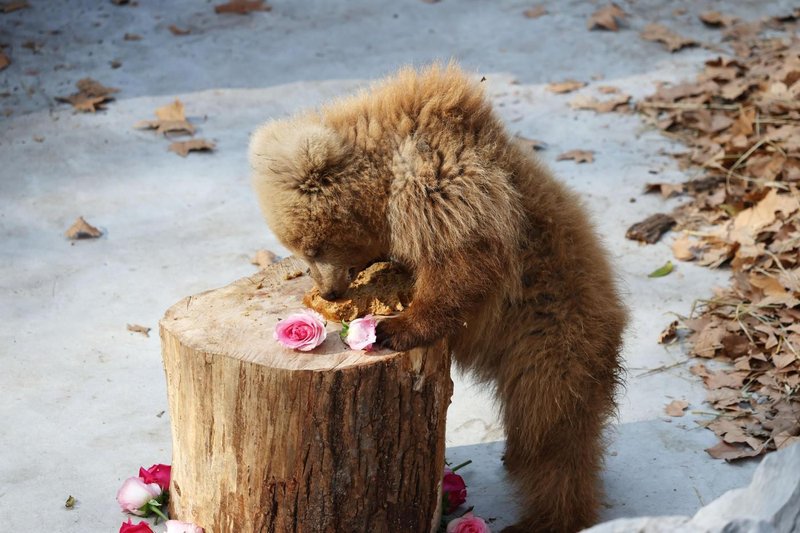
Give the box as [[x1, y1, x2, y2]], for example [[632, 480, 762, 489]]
[[160, 257, 452, 533]]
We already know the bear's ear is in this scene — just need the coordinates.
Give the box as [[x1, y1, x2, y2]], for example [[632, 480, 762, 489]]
[[249, 118, 347, 194]]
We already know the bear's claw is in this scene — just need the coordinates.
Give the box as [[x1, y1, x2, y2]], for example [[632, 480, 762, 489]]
[[375, 317, 420, 352]]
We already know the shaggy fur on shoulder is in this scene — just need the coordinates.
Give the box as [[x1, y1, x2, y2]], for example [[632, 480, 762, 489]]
[[250, 63, 627, 533]]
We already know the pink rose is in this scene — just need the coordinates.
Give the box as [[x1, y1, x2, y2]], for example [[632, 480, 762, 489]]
[[116, 477, 162, 516], [442, 468, 467, 514], [165, 520, 205, 533], [274, 310, 327, 351], [119, 519, 154, 533], [139, 464, 171, 491], [342, 315, 377, 351], [446, 512, 491, 533]]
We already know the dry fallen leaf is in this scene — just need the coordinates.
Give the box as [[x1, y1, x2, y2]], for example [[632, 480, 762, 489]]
[[0, 50, 8, 71], [65, 217, 102, 240], [587, 3, 627, 31], [214, 0, 271, 14], [665, 399, 689, 417], [168, 25, 191, 36], [251, 249, 279, 269], [523, 5, 546, 19], [154, 100, 188, 122], [515, 134, 548, 151], [671, 234, 697, 261], [569, 93, 631, 113], [625, 213, 676, 244], [724, 21, 764, 42], [640, 23, 698, 52], [124, 33, 142, 41], [695, 366, 748, 390], [56, 78, 119, 112], [547, 79, 587, 94], [127, 324, 151, 337], [699, 11, 737, 27], [705, 440, 762, 461], [729, 189, 800, 245], [1, 1, 29, 13], [644, 182, 685, 198], [658, 320, 680, 344], [169, 139, 216, 157], [556, 150, 594, 163], [135, 99, 195, 136], [64, 495, 76, 509]]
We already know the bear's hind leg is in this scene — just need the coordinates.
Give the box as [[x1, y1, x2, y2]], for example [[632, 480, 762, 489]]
[[497, 348, 615, 533]]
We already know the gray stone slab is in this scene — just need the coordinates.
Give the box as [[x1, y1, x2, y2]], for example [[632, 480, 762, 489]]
[[585, 443, 800, 533]]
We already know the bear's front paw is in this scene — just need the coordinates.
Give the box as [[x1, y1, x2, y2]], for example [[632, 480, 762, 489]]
[[375, 317, 425, 352]]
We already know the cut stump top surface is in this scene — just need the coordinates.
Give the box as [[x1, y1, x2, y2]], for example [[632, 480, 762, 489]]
[[160, 256, 398, 371]]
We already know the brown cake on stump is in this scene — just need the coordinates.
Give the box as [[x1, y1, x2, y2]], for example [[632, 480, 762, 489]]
[[303, 261, 414, 322]]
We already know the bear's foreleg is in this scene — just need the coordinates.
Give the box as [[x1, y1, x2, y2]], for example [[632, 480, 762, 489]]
[[376, 242, 505, 351]]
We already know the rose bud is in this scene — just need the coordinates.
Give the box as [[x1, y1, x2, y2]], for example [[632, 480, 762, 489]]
[[138, 464, 171, 491], [442, 468, 467, 514], [341, 315, 377, 351], [274, 310, 327, 351], [119, 518, 154, 533], [165, 520, 205, 533], [116, 477, 162, 516], [446, 512, 491, 533]]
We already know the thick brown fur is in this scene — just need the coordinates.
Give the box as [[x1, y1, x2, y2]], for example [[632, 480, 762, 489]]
[[249, 64, 627, 533]]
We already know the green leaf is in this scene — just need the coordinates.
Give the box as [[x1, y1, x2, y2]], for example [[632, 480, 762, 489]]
[[65, 495, 76, 509], [148, 499, 169, 522], [648, 261, 674, 278]]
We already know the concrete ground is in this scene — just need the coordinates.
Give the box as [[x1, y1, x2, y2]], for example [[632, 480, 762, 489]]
[[1, 1, 794, 531]]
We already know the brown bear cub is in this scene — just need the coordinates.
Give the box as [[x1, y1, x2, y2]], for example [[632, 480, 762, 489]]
[[249, 64, 626, 533]]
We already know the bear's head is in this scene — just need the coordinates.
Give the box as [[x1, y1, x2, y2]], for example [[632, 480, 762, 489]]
[[249, 117, 388, 300]]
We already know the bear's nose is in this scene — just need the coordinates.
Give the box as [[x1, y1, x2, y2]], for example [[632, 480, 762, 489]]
[[321, 289, 340, 301]]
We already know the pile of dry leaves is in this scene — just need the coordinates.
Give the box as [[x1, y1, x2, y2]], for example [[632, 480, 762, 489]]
[[632, 11, 800, 460]]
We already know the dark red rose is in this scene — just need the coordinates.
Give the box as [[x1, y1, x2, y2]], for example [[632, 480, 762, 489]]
[[139, 464, 171, 491], [119, 519, 154, 533], [442, 468, 467, 514]]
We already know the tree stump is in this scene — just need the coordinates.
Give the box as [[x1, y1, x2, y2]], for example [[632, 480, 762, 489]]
[[160, 257, 452, 533]]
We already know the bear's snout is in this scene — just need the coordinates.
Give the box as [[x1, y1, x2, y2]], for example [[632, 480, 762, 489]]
[[320, 289, 340, 301]]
